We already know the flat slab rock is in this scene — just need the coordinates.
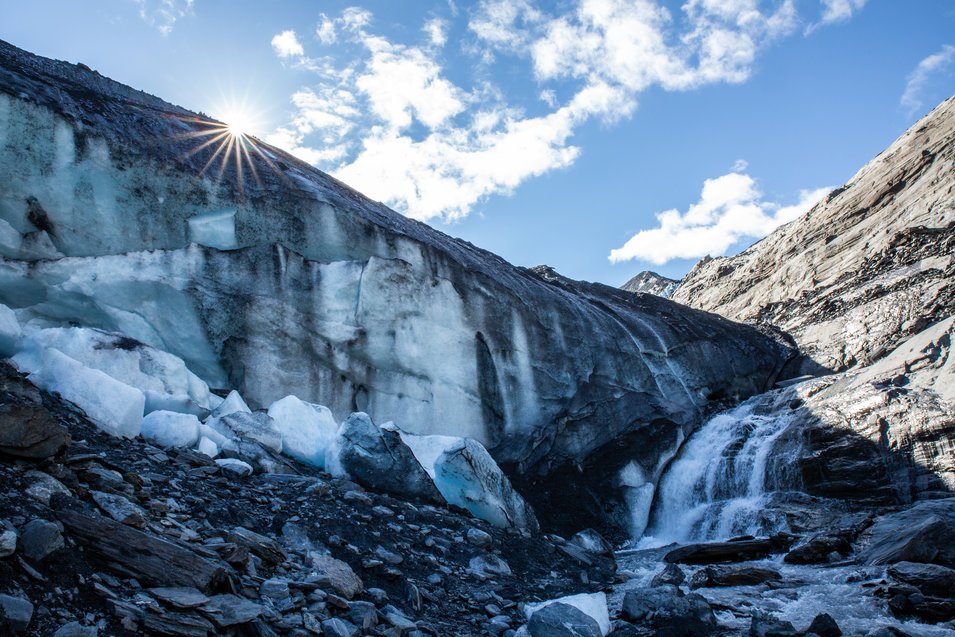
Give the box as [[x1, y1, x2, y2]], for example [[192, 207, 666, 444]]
[[148, 587, 211, 609], [664, 536, 795, 565], [200, 594, 264, 627], [57, 508, 230, 593]]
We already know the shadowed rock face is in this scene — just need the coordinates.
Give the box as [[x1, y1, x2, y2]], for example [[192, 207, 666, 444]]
[[673, 96, 955, 374], [0, 40, 789, 495]]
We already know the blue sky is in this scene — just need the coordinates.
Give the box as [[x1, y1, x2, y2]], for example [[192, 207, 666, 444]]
[[2, 1, 953, 284]]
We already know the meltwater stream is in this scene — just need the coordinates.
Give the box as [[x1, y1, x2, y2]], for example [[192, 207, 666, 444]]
[[642, 393, 801, 545]]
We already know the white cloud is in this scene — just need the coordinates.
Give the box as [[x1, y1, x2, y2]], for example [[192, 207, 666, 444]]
[[608, 170, 830, 265], [267, 2, 851, 222], [271, 30, 305, 58], [806, 0, 867, 33], [901, 45, 955, 116], [135, 0, 194, 35]]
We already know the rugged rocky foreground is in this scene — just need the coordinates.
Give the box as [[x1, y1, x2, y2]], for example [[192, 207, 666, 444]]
[[0, 361, 620, 635]]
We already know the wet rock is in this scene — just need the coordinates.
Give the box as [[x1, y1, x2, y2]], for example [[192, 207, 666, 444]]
[[0, 401, 70, 459], [621, 585, 716, 636], [0, 593, 34, 633], [688, 565, 782, 589], [784, 535, 851, 564], [805, 613, 842, 637], [887, 561, 955, 598], [200, 594, 264, 627], [91, 490, 147, 528], [568, 529, 613, 557], [749, 611, 798, 637], [149, 587, 211, 609], [19, 518, 63, 561], [337, 413, 443, 504], [310, 554, 364, 599], [664, 536, 793, 565], [858, 499, 955, 568], [650, 563, 685, 587], [527, 602, 601, 637]]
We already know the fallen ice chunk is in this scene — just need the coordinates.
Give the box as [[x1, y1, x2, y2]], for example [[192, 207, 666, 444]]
[[13, 345, 144, 438], [197, 436, 219, 458], [20, 327, 218, 412], [188, 209, 238, 250], [524, 592, 610, 637], [219, 411, 282, 453], [0, 303, 20, 357], [267, 395, 337, 468], [401, 432, 539, 532], [141, 410, 200, 448], [213, 390, 251, 418], [198, 423, 232, 448], [216, 458, 253, 477]]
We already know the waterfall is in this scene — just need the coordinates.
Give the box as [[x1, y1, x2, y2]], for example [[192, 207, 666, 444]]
[[641, 393, 801, 544]]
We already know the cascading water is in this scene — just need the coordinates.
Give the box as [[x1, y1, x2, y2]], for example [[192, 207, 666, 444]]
[[641, 392, 802, 544]]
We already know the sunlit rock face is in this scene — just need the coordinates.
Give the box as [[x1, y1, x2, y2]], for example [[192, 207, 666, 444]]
[[0, 41, 789, 485], [673, 97, 955, 374]]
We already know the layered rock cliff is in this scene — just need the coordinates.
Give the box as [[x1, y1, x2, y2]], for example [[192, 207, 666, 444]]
[[672, 97, 955, 375], [0, 40, 789, 515]]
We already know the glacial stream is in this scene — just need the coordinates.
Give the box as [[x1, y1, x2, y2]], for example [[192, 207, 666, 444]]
[[613, 392, 951, 636]]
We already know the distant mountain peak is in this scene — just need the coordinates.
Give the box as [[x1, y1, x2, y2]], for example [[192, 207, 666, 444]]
[[620, 271, 680, 298]]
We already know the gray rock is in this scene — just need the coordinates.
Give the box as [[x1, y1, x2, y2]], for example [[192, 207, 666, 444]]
[[0, 594, 34, 633], [688, 565, 782, 589], [858, 499, 955, 568], [322, 617, 358, 637], [214, 457, 254, 477], [91, 490, 147, 528], [228, 526, 287, 565], [23, 470, 71, 505], [887, 561, 955, 598], [650, 563, 685, 587], [0, 529, 17, 558], [148, 587, 211, 609], [805, 613, 842, 637], [200, 594, 264, 627], [346, 600, 378, 629], [337, 413, 443, 504], [52, 621, 98, 637], [620, 271, 679, 298], [527, 602, 601, 637], [19, 518, 63, 561], [310, 554, 364, 599], [568, 529, 613, 557], [469, 554, 512, 578], [466, 527, 493, 547], [219, 411, 282, 452], [0, 401, 70, 459], [749, 611, 798, 637], [621, 586, 716, 636], [260, 578, 293, 611]]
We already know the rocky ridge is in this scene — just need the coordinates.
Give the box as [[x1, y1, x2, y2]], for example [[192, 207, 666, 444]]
[[619, 272, 680, 299]]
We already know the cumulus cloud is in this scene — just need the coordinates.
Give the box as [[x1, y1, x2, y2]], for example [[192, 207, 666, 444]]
[[806, 0, 867, 33], [135, 0, 194, 35], [265, 1, 849, 222], [608, 169, 830, 265], [901, 45, 955, 116], [271, 30, 305, 58]]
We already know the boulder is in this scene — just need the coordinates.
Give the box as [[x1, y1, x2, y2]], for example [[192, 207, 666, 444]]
[[336, 413, 443, 504], [527, 603, 601, 637], [664, 536, 793, 565], [688, 565, 781, 589], [858, 499, 955, 568], [91, 491, 147, 528], [887, 562, 955, 598], [309, 554, 363, 599], [0, 401, 70, 459], [621, 585, 716, 636], [784, 535, 852, 564], [749, 611, 797, 637], [805, 613, 842, 637], [18, 518, 63, 561], [0, 594, 34, 633], [650, 563, 685, 587]]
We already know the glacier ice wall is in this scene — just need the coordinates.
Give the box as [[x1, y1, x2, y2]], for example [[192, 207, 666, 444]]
[[0, 41, 790, 491]]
